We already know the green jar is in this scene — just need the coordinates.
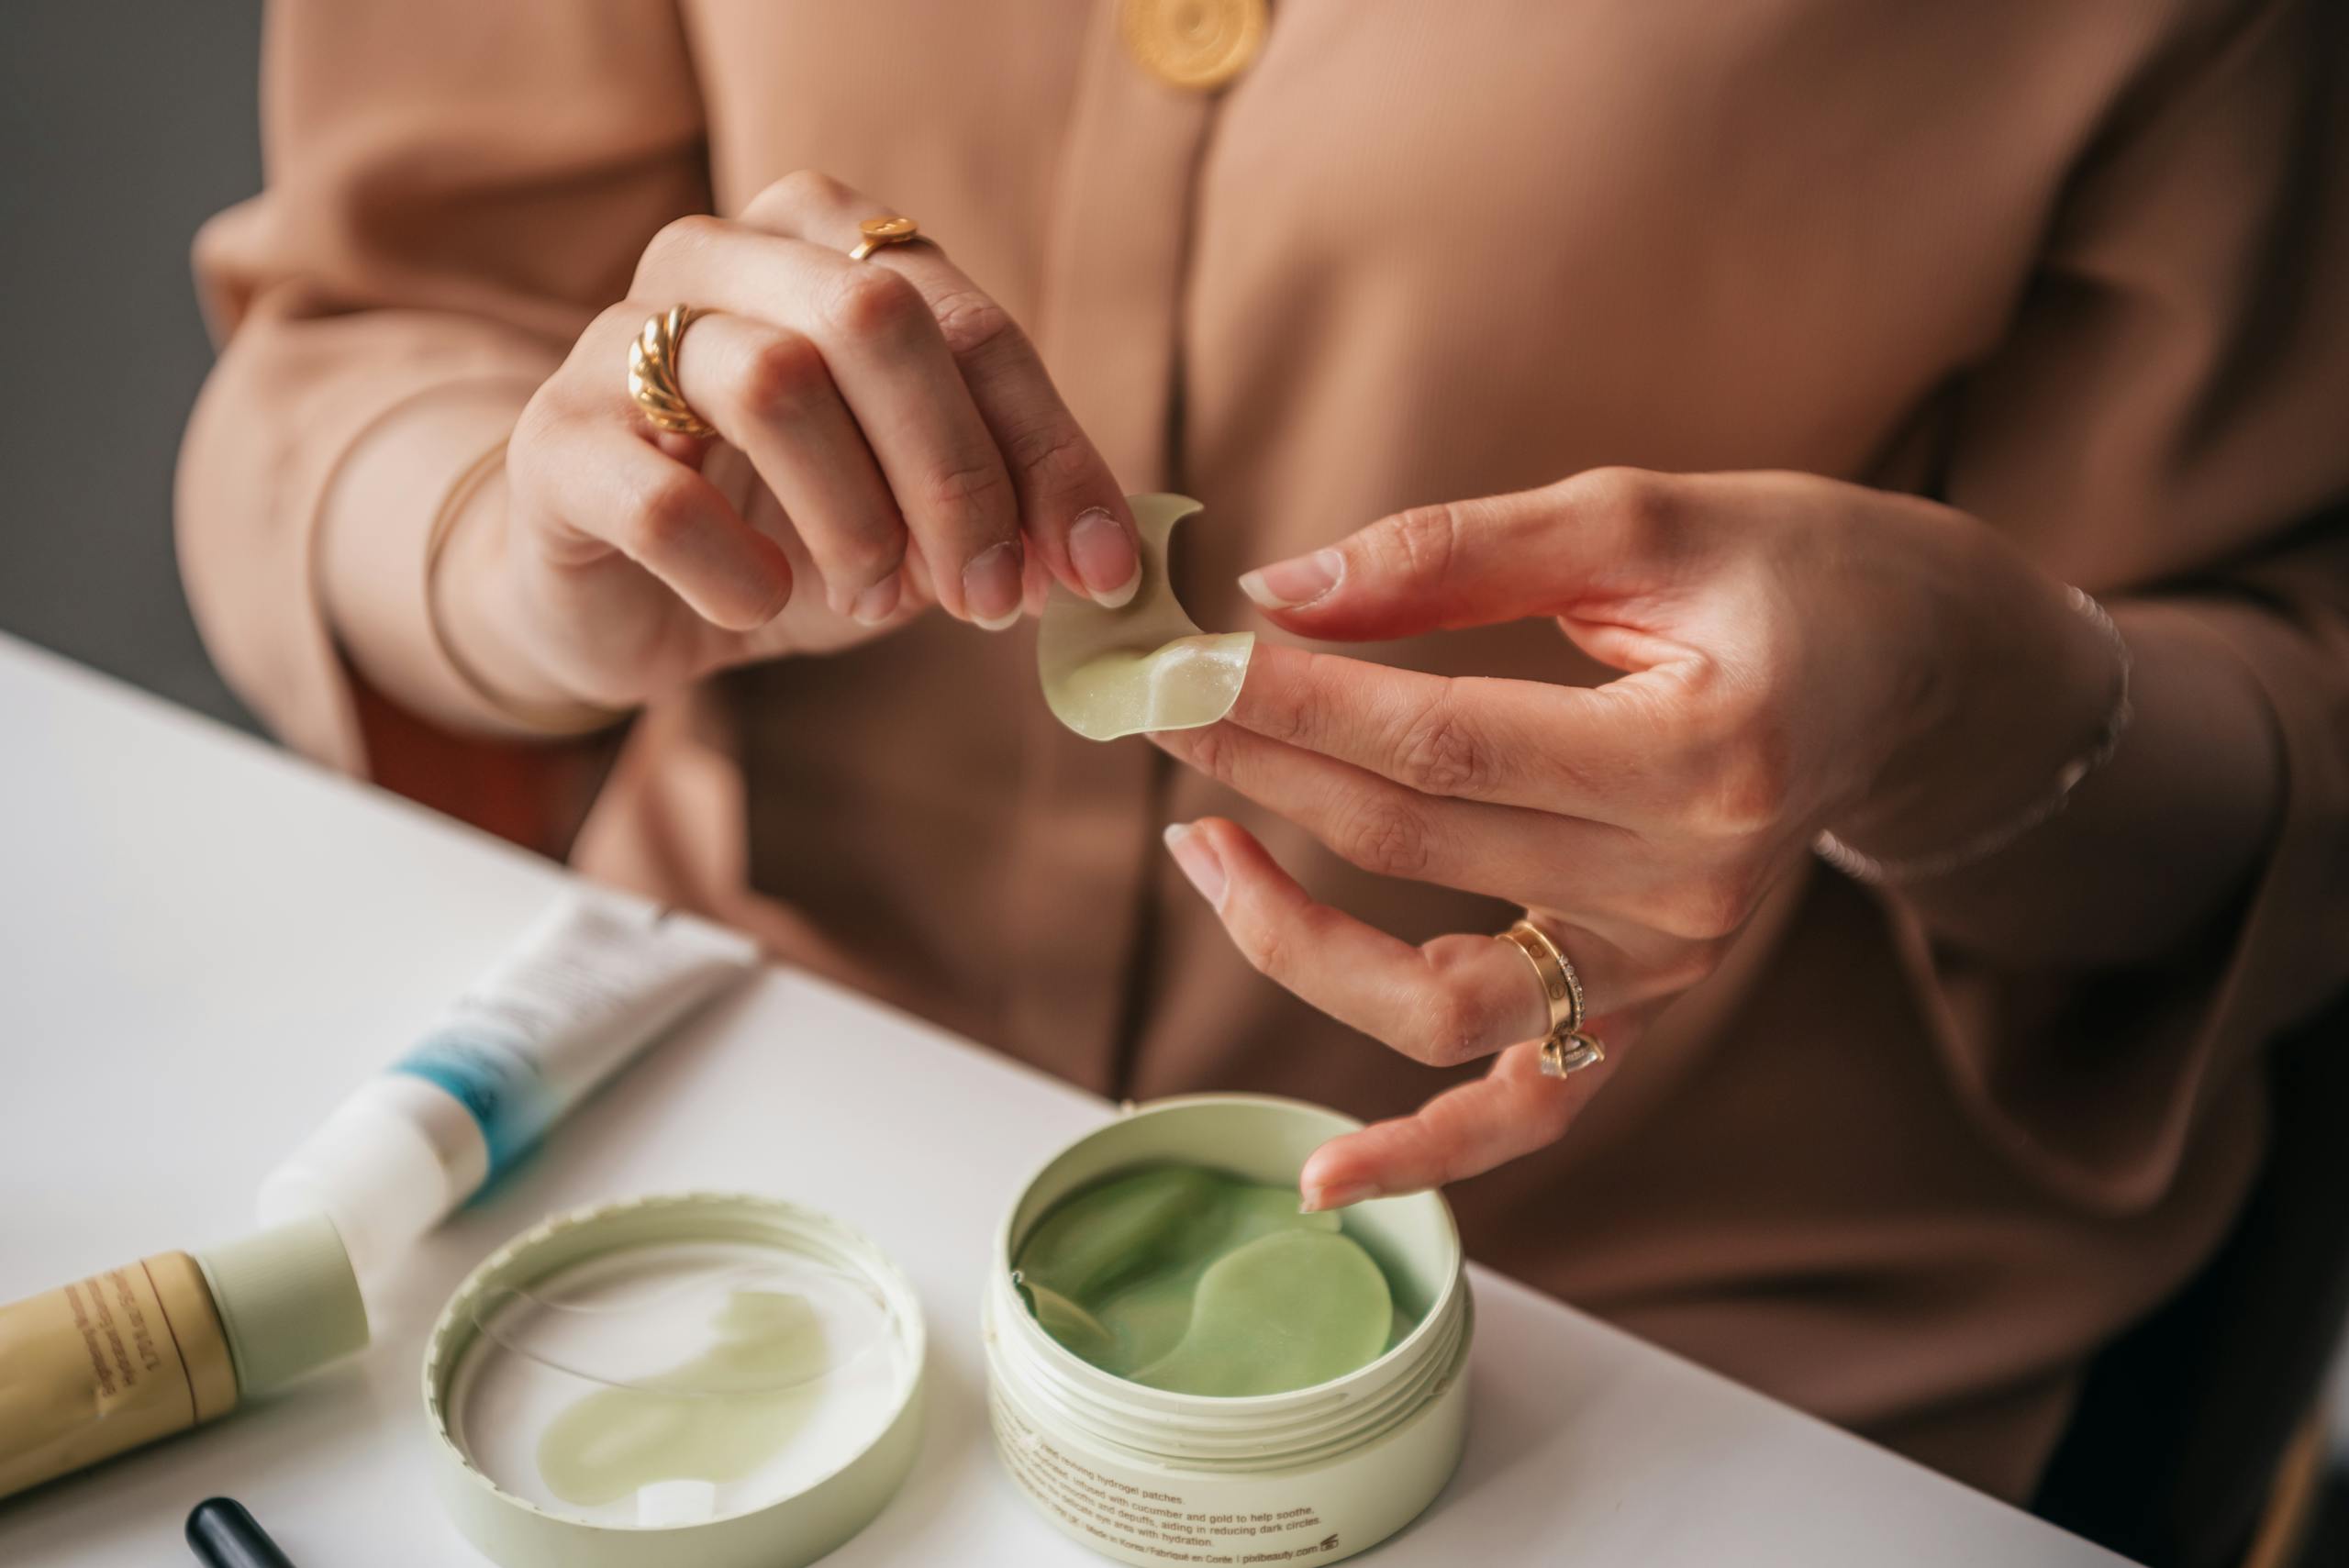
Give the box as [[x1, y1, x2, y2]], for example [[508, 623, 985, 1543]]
[[985, 1095, 1474, 1568]]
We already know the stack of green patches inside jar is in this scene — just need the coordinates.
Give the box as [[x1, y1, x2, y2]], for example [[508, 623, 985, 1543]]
[[1011, 1165, 1418, 1396]]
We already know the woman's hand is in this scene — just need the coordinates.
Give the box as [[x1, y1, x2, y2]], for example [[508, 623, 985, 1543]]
[[442, 171, 1142, 713], [1152, 467, 2121, 1209]]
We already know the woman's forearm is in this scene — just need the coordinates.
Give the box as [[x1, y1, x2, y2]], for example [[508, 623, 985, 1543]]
[[1872, 600, 2285, 969]]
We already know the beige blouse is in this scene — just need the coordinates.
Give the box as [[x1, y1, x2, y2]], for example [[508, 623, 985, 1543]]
[[181, 0, 2349, 1502]]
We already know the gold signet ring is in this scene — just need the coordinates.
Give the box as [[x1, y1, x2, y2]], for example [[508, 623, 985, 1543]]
[[850, 215, 920, 261]]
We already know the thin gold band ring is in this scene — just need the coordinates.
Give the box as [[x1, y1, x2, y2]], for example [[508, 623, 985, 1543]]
[[1497, 918, 1585, 1037]]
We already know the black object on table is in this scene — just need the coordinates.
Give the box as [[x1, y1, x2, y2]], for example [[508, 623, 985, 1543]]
[[186, 1497, 298, 1568]]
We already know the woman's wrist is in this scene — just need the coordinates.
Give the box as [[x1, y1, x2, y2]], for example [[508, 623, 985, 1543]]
[[314, 384, 595, 735], [431, 462, 632, 734], [1820, 549, 2127, 878], [1851, 602, 2281, 964]]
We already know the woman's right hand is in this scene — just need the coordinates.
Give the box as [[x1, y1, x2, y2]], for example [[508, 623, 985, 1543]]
[[440, 171, 1143, 714]]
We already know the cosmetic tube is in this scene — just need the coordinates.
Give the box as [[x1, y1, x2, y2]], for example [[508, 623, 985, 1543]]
[[258, 889, 758, 1279], [0, 1217, 367, 1499]]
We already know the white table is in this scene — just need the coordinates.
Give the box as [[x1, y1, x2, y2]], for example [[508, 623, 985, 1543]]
[[0, 635, 2131, 1566]]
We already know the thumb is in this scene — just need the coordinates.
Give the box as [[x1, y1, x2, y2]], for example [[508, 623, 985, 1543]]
[[1236, 467, 1682, 643]]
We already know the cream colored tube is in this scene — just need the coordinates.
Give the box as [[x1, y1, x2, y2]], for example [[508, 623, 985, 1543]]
[[0, 1251, 239, 1498], [0, 1217, 368, 1500]]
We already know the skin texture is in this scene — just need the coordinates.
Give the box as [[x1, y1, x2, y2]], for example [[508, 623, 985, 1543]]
[[1151, 467, 2281, 1211], [328, 171, 1147, 728]]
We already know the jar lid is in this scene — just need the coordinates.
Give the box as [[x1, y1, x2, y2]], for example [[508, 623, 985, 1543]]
[[422, 1194, 926, 1568]]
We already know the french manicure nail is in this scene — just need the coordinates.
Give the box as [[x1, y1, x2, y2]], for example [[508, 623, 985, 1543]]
[[850, 573, 902, 625], [1070, 507, 1141, 608], [1238, 548, 1343, 610], [1163, 822, 1227, 909], [1301, 1180, 1381, 1214], [963, 540, 1025, 629]]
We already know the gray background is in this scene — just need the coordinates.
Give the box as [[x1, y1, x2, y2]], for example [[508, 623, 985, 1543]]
[[1, 0, 262, 730]]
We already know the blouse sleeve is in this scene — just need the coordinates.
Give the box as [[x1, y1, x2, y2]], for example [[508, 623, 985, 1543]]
[[1902, 0, 2349, 1211], [176, 0, 709, 768]]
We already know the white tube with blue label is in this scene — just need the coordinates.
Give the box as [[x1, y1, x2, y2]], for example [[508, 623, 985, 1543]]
[[258, 888, 760, 1279]]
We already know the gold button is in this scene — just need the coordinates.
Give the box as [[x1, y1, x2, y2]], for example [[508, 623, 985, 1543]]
[[1120, 0, 1267, 92]]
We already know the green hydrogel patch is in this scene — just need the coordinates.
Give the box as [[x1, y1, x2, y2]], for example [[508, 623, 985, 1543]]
[[1013, 1165, 1398, 1396], [1018, 1278, 1117, 1367], [1038, 493, 1254, 742], [535, 1289, 830, 1507], [1133, 1229, 1393, 1397]]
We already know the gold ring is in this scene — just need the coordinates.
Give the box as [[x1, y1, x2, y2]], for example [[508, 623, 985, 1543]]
[[1539, 1030, 1607, 1079], [849, 214, 920, 261], [1497, 917, 1585, 1039], [1497, 918, 1604, 1079], [628, 305, 716, 438]]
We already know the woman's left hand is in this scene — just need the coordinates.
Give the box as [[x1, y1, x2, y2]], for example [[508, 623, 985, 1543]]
[[1152, 467, 2120, 1210]]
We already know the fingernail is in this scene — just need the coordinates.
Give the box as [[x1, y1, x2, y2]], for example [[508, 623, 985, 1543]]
[[963, 540, 1024, 629], [850, 573, 902, 626], [1239, 548, 1343, 610], [1163, 822, 1227, 909], [1069, 507, 1141, 608], [1301, 1180, 1381, 1214]]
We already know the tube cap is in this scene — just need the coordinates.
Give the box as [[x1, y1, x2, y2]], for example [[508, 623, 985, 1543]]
[[196, 1215, 371, 1399], [257, 1081, 474, 1280], [186, 1496, 298, 1568]]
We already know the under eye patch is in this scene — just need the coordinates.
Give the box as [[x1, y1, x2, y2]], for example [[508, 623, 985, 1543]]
[[1011, 1165, 1398, 1397], [1038, 494, 1255, 741]]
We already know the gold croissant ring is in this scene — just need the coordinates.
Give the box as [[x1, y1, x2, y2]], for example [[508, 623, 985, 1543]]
[[850, 214, 921, 261], [628, 304, 717, 438], [1497, 917, 1606, 1078]]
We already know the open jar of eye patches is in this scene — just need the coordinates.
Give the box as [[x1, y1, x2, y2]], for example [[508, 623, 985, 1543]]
[[984, 1095, 1474, 1568]]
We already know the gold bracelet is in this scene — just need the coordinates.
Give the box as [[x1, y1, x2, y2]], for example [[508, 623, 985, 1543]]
[[422, 440, 630, 736]]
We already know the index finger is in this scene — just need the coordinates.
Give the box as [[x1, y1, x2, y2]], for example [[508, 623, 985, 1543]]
[[1234, 470, 1682, 642], [748, 173, 1141, 608], [638, 219, 1020, 623], [905, 266, 1141, 607], [1228, 642, 1682, 818]]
